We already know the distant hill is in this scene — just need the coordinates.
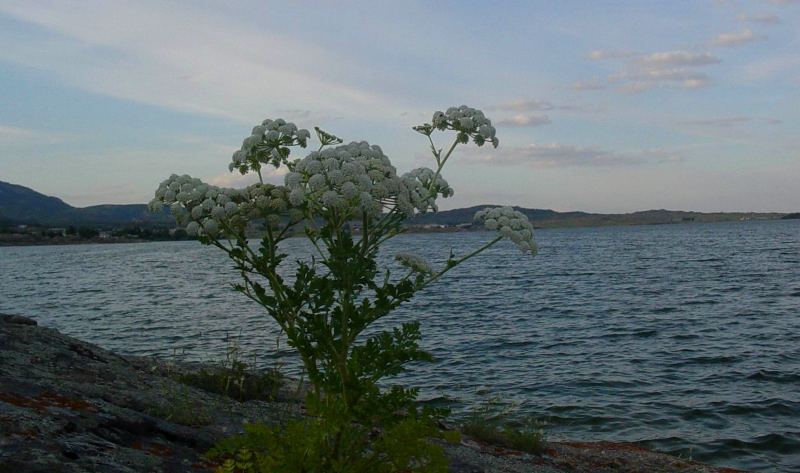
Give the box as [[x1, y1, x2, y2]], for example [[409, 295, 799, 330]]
[[413, 206, 788, 228], [0, 181, 173, 227], [0, 180, 791, 229]]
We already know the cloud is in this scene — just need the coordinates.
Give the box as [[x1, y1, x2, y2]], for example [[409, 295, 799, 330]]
[[611, 68, 712, 92], [765, 0, 800, 4], [738, 13, 781, 24], [622, 51, 718, 92], [742, 55, 800, 80], [489, 99, 554, 112], [588, 50, 636, 60], [711, 29, 766, 47], [571, 79, 606, 91], [206, 167, 287, 187], [681, 116, 783, 127], [0, 125, 37, 142], [462, 143, 676, 168], [635, 51, 721, 67], [0, 124, 73, 144], [496, 114, 551, 127], [581, 50, 720, 93], [0, 1, 406, 124]]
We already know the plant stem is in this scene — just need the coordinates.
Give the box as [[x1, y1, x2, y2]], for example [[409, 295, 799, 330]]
[[422, 235, 503, 289]]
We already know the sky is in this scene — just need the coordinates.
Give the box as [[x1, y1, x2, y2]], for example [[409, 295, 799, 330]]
[[0, 0, 798, 213]]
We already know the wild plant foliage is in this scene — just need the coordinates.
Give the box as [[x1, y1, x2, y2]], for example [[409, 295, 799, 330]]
[[150, 106, 536, 471]]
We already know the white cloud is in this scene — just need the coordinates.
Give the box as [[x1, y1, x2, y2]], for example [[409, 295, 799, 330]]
[[742, 55, 800, 80], [581, 50, 720, 93], [681, 116, 783, 127], [206, 167, 287, 188], [462, 143, 676, 168], [489, 99, 554, 112], [0, 125, 37, 142], [0, 124, 73, 144], [711, 29, 766, 47], [0, 1, 407, 124], [571, 79, 606, 91], [611, 67, 712, 93], [738, 13, 781, 24], [627, 52, 717, 91], [635, 51, 721, 67], [588, 50, 636, 60], [496, 114, 551, 127]]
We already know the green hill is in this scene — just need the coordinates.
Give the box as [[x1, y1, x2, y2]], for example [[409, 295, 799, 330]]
[[0, 180, 791, 229], [0, 181, 173, 227]]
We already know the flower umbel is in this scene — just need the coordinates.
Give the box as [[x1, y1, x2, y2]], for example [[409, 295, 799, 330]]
[[229, 118, 311, 175], [414, 105, 499, 148], [474, 206, 537, 254]]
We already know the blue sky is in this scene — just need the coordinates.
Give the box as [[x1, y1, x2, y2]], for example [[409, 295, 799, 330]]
[[0, 0, 798, 212]]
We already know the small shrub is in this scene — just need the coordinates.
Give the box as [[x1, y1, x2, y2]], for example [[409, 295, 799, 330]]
[[207, 403, 455, 473]]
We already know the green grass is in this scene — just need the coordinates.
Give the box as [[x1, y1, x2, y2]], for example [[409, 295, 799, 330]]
[[172, 331, 283, 402], [178, 361, 282, 402], [460, 398, 547, 455]]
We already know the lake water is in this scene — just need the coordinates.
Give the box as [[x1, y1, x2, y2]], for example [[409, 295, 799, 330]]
[[1, 220, 799, 471]]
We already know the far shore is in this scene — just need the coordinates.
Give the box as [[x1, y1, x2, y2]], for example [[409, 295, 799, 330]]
[[2, 216, 797, 248]]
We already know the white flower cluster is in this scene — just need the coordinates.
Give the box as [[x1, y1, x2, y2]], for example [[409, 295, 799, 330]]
[[401, 167, 454, 199], [414, 105, 498, 148], [149, 174, 298, 237], [473, 207, 537, 254], [230, 118, 311, 174], [395, 253, 434, 275], [285, 141, 445, 218]]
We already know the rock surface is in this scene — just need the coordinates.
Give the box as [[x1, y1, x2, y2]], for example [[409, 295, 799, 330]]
[[0, 314, 747, 472]]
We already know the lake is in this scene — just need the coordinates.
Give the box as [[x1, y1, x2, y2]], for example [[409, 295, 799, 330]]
[[1, 220, 798, 471]]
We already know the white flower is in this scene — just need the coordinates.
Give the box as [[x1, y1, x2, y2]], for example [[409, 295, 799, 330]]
[[474, 206, 537, 254], [229, 117, 311, 174], [203, 218, 219, 236], [289, 188, 306, 206], [341, 181, 358, 199], [185, 221, 200, 236], [285, 172, 302, 189], [416, 105, 499, 148], [211, 206, 226, 220], [321, 190, 343, 209]]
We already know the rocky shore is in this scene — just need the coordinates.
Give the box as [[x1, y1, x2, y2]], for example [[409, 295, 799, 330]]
[[0, 314, 746, 472]]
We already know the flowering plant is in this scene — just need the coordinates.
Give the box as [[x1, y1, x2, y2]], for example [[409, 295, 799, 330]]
[[150, 105, 536, 471]]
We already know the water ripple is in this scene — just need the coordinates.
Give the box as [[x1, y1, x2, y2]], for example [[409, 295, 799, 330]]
[[1, 220, 799, 471]]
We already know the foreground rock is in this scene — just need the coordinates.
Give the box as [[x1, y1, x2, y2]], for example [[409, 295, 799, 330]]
[[0, 314, 746, 472]]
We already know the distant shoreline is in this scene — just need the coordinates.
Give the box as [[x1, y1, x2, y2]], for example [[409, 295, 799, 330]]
[[2, 217, 796, 247]]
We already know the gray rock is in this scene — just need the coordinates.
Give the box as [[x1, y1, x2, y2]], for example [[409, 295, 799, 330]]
[[0, 316, 746, 473]]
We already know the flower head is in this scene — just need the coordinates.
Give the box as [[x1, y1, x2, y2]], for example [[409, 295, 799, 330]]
[[229, 118, 311, 175], [474, 206, 537, 254], [150, 174, 297, 235], [413, 105, 499, 148], [286, 141, 441, 218]]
